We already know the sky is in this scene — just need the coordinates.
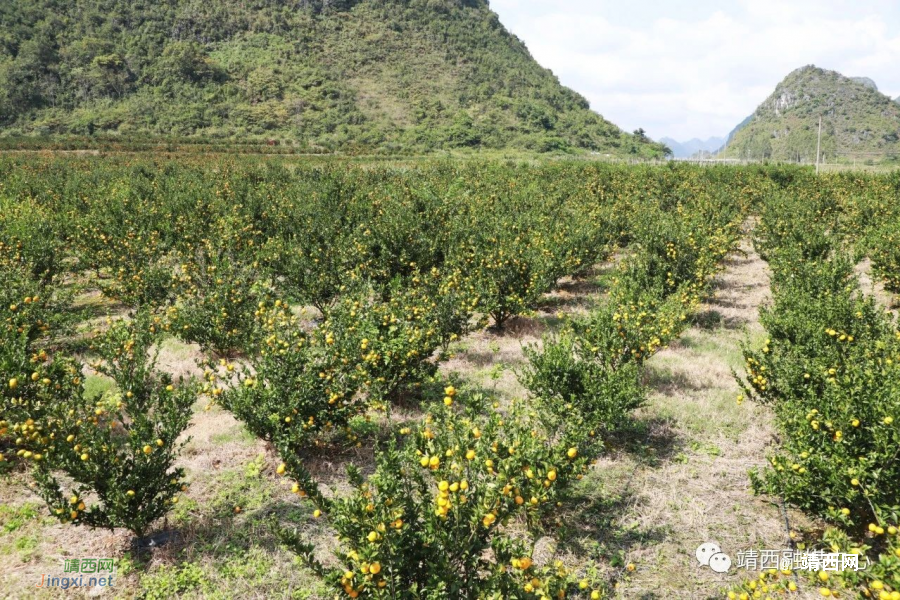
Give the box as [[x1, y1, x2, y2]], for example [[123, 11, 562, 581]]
[[489, 0, 900, 142]]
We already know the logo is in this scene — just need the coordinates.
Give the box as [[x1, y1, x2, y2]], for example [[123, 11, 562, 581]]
[[696, 542, 732, 573], [695, 543, 866, 575], [36, 558, 116, 589]]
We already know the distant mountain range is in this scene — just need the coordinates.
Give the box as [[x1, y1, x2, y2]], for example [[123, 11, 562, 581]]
[[724, 65, 900, 163], [659, 136, 725, 158]]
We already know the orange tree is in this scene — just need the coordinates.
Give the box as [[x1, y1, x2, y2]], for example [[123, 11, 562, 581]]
[[24, 312, 196, 538], [728, 188, 900, 600], [0, 193, 70, 286], [219, 262, 481, 443], [523, 190, 743, 439], [520, 300, 673, 439], [457, 226, 554, 331], [739, 251, 900, 527], [0, 261, 80, 468], [0, 322, 81, 470], [170, 242, 270, 357], [67, 183, 179, 308], [215, 299, 366, 504], [277, 391, 592, 599], [255, 172, 369, 315], [740, 193, 900, 528], [318, 268, 482, 405], [866, 215, 900, 295]]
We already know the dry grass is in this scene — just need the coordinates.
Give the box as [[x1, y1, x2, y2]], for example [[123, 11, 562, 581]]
[[0, 473, 134, 598], [155, 338, 206, 382], [554, 238, 821, 598], [441, 264, 610, 401], [855, 258, 898, 316]]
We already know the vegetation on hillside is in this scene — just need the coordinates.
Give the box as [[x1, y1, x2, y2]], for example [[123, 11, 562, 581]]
[[725, 65, 900, 163], [0, 0, 664, 155]]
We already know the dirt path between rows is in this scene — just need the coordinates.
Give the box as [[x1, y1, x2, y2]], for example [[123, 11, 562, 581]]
[[855, 258, 898, 318], [576, 236, 817, 598]]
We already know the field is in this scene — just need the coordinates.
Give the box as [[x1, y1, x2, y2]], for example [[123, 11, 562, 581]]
[[1, 156, 899, 599]]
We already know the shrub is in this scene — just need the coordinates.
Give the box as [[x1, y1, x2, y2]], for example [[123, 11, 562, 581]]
[[217, 300, 365, 470], [278, 392, 591, 598], [26, 312, 195, 538], [461, 231, 553, 330], [319, 271, 479, 405], [739, 263, 900, 525], [260, 226, 362, 315], [741, 199, 900, 527], [0, 264, 80, 467], [867, 216, 900, 294], [0, 197, 67, 285], [521, 331, 644, 438], [170, 244, 269, 357], [0, 338, 82, 468]]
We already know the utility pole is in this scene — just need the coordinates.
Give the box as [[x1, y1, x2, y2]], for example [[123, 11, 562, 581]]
[[816, 116, 822, 175]]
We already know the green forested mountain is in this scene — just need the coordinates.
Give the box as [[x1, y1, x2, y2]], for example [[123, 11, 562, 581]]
[[725, 65, 900, 163], [0, 0, 663, 155]]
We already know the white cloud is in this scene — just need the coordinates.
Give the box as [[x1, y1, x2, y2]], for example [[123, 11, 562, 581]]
[[489, 0, 900, 140]]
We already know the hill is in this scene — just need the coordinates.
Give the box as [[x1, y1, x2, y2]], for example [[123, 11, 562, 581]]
[[850, 76, 878, 91], [659, 136, 725, 158], [726, 114, 753, 144], [724, 65, 900, 163], [0, 0, 663, 155]]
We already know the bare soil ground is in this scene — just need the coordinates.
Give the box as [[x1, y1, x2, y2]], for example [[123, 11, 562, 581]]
[[855, 258, 898, 316]]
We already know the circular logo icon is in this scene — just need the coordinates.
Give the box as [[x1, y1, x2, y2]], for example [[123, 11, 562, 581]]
[[695, 542, 722, 566], [709, 552, 732, 573]]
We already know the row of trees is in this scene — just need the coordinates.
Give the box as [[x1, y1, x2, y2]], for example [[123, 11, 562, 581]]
[[1, 157, 759, 596]]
